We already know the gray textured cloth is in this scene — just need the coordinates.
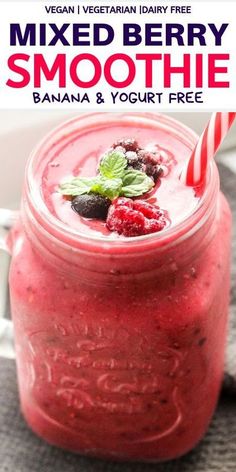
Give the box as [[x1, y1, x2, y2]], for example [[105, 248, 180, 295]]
[[0, 163, 236, 472], [223, 164, 236, 396]]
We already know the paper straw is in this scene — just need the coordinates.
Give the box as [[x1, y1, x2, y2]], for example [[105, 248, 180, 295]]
[[180, 112, 236, 187]]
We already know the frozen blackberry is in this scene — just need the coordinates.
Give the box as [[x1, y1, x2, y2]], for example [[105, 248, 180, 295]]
[[126, 151, 138, 163], [72, 194, 111, 220], [113, 138, 139, 152], [110, 138, 166, 182], [125, 151, 143, 171], [136, 150, 163, 182], [144, 162, 163, 182], [112, 139, 163, 183]]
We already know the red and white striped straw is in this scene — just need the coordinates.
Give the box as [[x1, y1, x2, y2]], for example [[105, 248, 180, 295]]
[[180, 112, 236, 187]]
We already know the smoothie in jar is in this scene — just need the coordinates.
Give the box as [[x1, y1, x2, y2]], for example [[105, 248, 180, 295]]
[[9, 113, 231, 461]]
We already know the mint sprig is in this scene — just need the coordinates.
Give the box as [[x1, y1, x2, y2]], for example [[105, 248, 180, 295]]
[[121, 170, 154, 197], [92, 177, 123, 199], [99, 150, 127, 179], [59, 150, 154, 199], [59, 176, 99, 196]]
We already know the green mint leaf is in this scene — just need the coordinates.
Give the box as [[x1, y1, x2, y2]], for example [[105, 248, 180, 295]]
[[121, 170, 154, 197], [92, 177, 122, 199], [59, 176, 99, 196], [99, 150, 127, 179]]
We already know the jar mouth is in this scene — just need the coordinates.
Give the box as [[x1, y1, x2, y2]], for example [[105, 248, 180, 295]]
[[25, 112, 219, 254]]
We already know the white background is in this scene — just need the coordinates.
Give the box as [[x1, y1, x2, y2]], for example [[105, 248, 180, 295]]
[[0, 1, 235, 110]]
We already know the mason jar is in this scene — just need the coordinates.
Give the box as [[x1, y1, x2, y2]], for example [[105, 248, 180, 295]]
[[0, 113, 232, 461]]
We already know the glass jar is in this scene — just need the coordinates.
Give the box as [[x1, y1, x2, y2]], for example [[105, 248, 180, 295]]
[[4, 113, 232, 461]]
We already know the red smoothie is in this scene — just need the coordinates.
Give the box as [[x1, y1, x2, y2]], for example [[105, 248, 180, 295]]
[[9, 113, 231, 461]]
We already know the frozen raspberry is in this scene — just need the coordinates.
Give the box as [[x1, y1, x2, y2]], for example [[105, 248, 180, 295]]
[[114, 197, 133, 208], [106, 198, 167, 237], [133, 200, 165, 220], [72, 194, 111, 220]]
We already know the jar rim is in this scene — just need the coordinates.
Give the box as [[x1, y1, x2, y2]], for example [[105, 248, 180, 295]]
[[24, 112, 219, 255]]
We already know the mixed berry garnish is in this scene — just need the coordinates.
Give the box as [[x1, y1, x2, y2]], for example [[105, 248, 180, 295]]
[[112, 139, 163, 183], [59, 138, 173, 237]]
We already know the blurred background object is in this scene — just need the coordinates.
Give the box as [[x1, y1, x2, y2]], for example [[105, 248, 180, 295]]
[[0, 111, 235, 209]]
